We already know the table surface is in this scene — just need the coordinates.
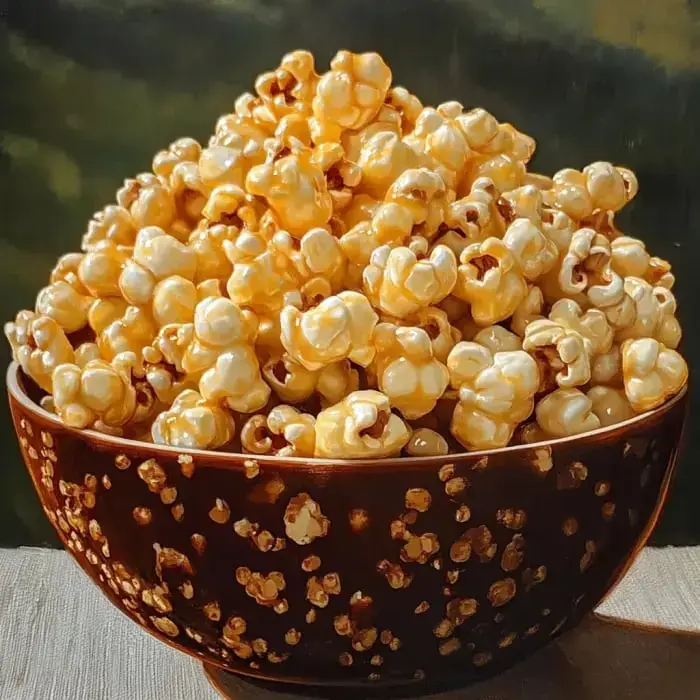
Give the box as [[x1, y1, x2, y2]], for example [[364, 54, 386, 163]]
[[1, 546, 699, 700]]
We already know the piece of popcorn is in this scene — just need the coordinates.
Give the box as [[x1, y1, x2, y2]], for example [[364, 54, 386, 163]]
[[246, 146, 333, 237], [621, 338, 688, 412], [549, 298, 614, 357], [52, 352, 138, 430], [454, 237, 527, 325], [385, 85, 423, 133], [199, 345, 270, 414], [357, 131, 423, 199], [363, 244, 457, 318], [262, 354, 319, 403], [384, 168, 450, 238], [587, 386, 634, 427], [224, 232, 302, 316], [35, 281, 91, 334], [535, 388, 601, 437], [340, 103, 402, 163], [338, 202, 414, 284], [591, 344, 623, 386], [281, 291, 378, 371], [373, 324, 450, 419], [523, 319, 591, 391], [447, 341, 539, 450], [556, 228, 623, 309], [174, 296, 259, 376], [82, 205, 137, 251], [298, 227, 346, 292], [116, 172, 177, 231], [311, 50, 392, 140], [255, 50, 318, 121], [616, 277, 682, 348], [545, 162, 637, 221], [541, 207, 576, 255], [403, 103, 471, 188], [311, 142, 362, 212], [315, 360, 360, 406], [510, 285, 544, 336], [473, 325, 522, 353], [188, 223, 237, 284], [241, 405, 316, 457], [78, 240, 130, 298], [433, 177, 505, 257], [153, 137, 202, 179], [502, 217, 557, 282], [87, 298, 128, 336], [152, 276, 198, 327], [405, 307, 461, 363], [98, 306, 157, 362], [497, 184, 544, 225], [314, 390, 410, 459], [405, 427, 449, 456], [151, 389, 235, 449], [5, 311, 75, 393]]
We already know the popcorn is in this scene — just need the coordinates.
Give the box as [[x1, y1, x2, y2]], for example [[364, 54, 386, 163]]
[[240, 405, 315, 457], [447, 342, 539, 450], [35, 281, 91, 334], [433, 178, 505, 257], [5, 312, 75, 393], [373, 324, 450, 419], [246, 146, 333, 236], [621, 338, 688, 412], [7, 49, 687, 452], [312, 51, 392, 140], [523, 319, 591, 391], [472, 325, 522, 354], [454, 237, 527, 325], [363, 244, 457, 318], [151, 389, 235, 449], [587, 386, 634, 427], [280, 291, 378, 371], [502, 218, 557, 282], [314, 390, 410, 458], [52, 352, 138, 430], [535, 388, 600, 437]]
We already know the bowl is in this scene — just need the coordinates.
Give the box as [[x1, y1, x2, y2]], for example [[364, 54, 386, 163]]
[[6, 361, 688, 691]]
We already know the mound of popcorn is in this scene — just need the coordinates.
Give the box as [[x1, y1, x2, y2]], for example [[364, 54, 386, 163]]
[[5, 50, 688, 459]]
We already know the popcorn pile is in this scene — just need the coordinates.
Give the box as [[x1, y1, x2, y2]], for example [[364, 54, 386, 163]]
[[5, 50, 688, 459]]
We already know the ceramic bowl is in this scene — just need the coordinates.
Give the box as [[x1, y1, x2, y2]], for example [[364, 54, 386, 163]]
[[6, 362, 687, 690]]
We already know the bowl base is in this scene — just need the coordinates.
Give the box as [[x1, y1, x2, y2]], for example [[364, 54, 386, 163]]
[[203, 614, 700, 699]]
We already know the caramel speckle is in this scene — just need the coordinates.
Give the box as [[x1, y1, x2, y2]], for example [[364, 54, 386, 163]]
[[349, 508, 370, 532], [132, 507, 152, 526], [405, 488, 432, 512]]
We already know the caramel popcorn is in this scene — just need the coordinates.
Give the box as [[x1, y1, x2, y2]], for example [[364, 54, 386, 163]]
[[52, 353, 138, 430], [281, 291, 377, 371], [5, 312, 75, 392], [621, 338, 688, 412], [8, 49, 687, 456], [363, 244, 457, 318], [447, 342, 539, 450], [241, 405, 315, 457], [373, 324, 449, 419], [454, 238, 527, 325], [151, 389, 235, 449], [314, 390, 410, 458]]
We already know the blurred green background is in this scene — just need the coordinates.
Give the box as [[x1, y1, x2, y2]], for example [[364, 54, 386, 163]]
[[1, 0, 698, 547]]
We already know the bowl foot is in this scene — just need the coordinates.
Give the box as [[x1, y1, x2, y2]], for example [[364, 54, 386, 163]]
[[203, 615, 700, 699]]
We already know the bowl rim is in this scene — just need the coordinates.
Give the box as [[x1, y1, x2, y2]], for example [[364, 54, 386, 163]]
[[6, 361, 688, 468]]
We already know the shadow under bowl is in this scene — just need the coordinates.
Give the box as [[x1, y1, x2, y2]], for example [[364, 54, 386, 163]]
[[6, 362, 688, 690]]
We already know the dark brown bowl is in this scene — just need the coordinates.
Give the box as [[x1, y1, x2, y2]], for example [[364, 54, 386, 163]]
[[6, 362, 688, 690]]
